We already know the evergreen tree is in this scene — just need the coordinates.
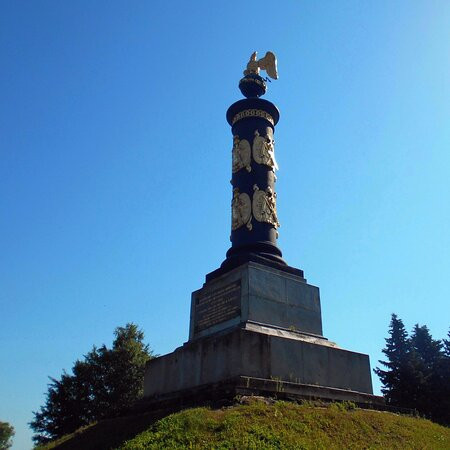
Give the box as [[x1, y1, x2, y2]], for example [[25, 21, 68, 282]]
[[376, 317, 450, 426], [30, 323, 153, 444], [410, 324, 443, 369], [375, 314, 415, 408], [409, 324, 443, 420], [433, 329, 450, 425], [444, 330, 450, 358]]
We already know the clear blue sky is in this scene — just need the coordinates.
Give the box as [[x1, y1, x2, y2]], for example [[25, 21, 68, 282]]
[[1, 1, 449, 448]]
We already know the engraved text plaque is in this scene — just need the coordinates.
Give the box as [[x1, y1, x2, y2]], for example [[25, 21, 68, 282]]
[[195, 281, 241, 333]]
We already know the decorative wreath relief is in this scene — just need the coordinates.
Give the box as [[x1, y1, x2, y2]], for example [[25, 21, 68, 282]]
[[231, 188, 253, 231], [232, 135, 252, 173], [252, 128, 278, 171], [252, 184, 280, 228]]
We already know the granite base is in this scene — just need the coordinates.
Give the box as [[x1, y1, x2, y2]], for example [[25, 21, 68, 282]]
[[144, 324, 374, 400]]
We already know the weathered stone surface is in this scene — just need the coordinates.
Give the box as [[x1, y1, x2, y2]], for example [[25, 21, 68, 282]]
[[139, 376, 388, 417], [189, 262, 322, 341], [144, 325, 373, 398]]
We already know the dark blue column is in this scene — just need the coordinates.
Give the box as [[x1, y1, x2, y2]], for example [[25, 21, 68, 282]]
[[225, 97, 284, 264], [206, 74, 304, 282]]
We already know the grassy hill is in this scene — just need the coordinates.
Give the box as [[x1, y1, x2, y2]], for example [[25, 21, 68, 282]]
[[37, 399, 450, 450]]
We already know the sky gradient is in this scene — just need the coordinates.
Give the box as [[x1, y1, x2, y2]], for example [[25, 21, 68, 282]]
[[1, 1, 449, 448]]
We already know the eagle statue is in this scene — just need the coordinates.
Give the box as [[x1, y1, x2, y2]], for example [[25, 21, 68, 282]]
[[244, 51, 278, 80]]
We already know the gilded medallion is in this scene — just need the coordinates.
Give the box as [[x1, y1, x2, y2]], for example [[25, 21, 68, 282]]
[[232, 135, 251, 173], [252, 128, 278, 171], [252, 184, 280, 228], [231, 188, 252, 231]]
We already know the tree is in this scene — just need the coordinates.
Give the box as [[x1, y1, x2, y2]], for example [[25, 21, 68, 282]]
[[408, 324, 443, 419], [432, 329, 450, 425], [374, 314, 416, 408], [30, 323, 154, 444], [444, 330, 450, 358], [0, 421, 14, 450], [376, 316, 450, 426]]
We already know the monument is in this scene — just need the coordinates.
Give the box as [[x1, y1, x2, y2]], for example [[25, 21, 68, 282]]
[[143, 52, 382, 406]]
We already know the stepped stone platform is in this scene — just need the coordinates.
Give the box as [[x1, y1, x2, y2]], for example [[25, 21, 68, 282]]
[[144, 262, 381, 406]]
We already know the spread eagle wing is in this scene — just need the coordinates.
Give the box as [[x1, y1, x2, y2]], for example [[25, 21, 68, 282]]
[[260, 51, 278, 80]]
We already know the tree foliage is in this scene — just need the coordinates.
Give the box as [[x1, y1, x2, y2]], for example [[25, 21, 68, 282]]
[[30, 323, 153, 444], [375, 314, 450, 425], [0, 422, 14, 450], [374, 314, 413, 407]]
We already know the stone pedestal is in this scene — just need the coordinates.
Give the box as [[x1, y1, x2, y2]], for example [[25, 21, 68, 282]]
[[144, 262, 377, 403], [190, 262, 320, 341]]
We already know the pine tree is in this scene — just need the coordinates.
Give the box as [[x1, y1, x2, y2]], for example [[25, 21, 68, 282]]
[[444, 330, 450, 358], [432, 329, 450, 425], [409, 324, 443, 420], [374, 314, 415, 408], [376, 317, 450, 425]]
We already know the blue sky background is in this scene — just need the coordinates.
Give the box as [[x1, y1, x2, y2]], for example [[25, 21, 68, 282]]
[[1, 1, 449, 448]]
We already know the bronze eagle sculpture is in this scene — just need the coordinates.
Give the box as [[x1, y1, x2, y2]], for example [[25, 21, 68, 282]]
[[244, 51, 278, 80]]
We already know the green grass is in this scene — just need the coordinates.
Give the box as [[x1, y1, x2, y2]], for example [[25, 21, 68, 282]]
[[37, 399, 450, 450]]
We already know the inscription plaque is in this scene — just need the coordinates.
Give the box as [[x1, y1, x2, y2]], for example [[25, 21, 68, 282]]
[[195, 281, 241, 332]]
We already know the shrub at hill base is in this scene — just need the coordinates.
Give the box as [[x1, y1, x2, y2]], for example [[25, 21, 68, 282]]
[[30, 324, 154, 445]]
